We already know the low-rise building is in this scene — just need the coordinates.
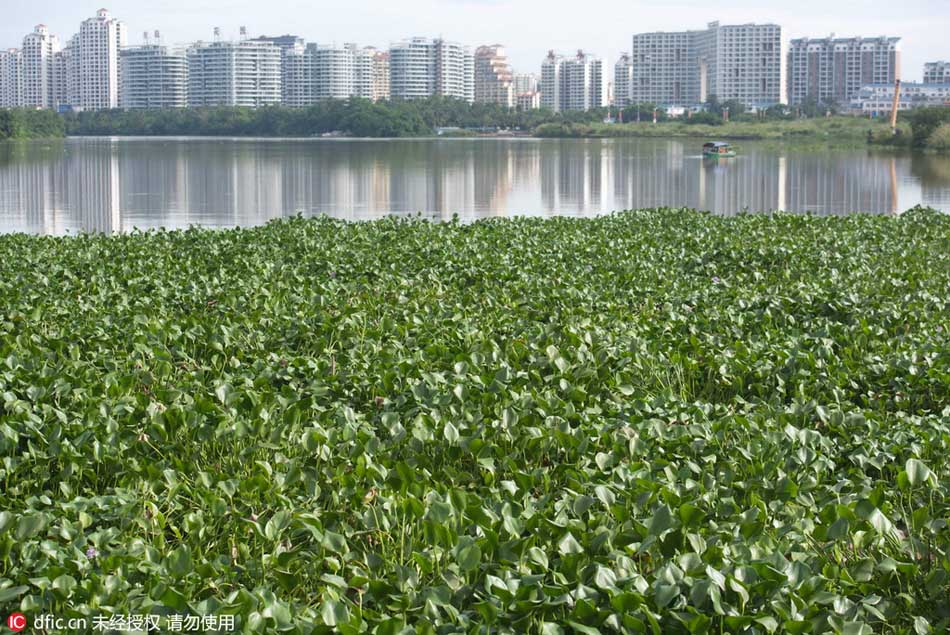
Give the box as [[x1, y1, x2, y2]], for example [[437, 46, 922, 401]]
[[515, 91, 540, 110], [850, 82, 950, 114], [924, 62, 950, 85]]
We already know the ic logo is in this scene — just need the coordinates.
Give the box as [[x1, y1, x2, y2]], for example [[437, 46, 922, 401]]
[[6, 613, 27, 632]]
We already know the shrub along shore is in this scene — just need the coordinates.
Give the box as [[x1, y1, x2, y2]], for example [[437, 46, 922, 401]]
[[0, 209, 947, 633], [3, 100, 948, 150]]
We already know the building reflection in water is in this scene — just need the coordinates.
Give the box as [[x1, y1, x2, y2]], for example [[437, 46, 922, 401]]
[[0, 137, 948, 235]]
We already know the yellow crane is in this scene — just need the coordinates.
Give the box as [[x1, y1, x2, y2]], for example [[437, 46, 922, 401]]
[[889, 79, 902, 134]]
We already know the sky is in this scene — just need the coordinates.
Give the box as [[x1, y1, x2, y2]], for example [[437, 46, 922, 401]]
[[1, 0, 947, 81]]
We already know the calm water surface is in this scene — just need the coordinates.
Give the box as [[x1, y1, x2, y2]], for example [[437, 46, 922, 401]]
[[1, 136, 948, 234]]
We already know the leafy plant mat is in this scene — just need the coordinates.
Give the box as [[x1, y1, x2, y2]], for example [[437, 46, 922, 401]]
[[0, 208, 948, 634]]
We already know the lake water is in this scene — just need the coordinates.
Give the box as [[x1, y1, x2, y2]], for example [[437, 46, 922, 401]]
[[1, 136, 948, 234]]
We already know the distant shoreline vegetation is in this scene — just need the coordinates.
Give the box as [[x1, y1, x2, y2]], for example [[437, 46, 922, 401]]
[[2, 99, 948, 150], [0, 109, 66, 140]]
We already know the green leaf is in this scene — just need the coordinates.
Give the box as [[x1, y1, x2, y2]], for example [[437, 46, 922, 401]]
[[457, 543, 481, 572], [905, 458, 934, 487], [321, 598, 350, 626], [557, 532, 584, 555]]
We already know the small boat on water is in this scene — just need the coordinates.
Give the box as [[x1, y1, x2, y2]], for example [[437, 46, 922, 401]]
[[702, 141, 736, 158]]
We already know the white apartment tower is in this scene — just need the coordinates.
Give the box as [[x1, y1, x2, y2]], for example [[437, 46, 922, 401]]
[[788, 36, 900, 106], [632, 21, 785, 108], [22, 25, 60, 109], [120, 40, 188, 109], [613, 53, 633, 106], [541, 50, 604, 111], [0, 49, 24, 108], [709, 22, 785, 108], [390, 37, 474, 102], [312, 44, 356, 101], [187, 40, 282, 107], [540, 51, 562, 111], [71, 9, 127, 110], [923, 61, 949, 85], [474, 45, 514, 107]]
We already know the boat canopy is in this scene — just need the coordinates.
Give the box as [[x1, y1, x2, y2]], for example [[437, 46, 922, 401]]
[[703, 141, 731, 148]]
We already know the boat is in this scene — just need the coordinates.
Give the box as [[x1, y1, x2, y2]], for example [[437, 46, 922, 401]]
[[702, 141, 736, 158]]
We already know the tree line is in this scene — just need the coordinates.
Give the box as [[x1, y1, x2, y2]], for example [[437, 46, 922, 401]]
[[0, 109, 65, 140]]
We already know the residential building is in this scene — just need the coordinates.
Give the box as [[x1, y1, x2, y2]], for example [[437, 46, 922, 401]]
[[632, 21, 784, 108], [276, 38, 310, 107], [389, 37, 473, 101], [613, 52, 633, 106], [513, 73, 538, 95], [187, 40, 281, 107], [474, 45, 513, 107], [21, 25, 60, 109], [788, 36, 901, 106], [924, 61, 950, 85], [850, 82, 950, 114], [541, 50, 604, 111], [354, 46, 389, 101], [516, 91, 540, 110], [0, 49, 23, 108], [120, 42, 188, 109], [540, 51, 562, 110], [252, 34, 304, 53], [631, 30, 697, 106], [310, 44, 356, 101], [70, 9, 127, 110]]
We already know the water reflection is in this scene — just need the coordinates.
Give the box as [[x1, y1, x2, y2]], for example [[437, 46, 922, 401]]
[[0, 137, 948, 234]]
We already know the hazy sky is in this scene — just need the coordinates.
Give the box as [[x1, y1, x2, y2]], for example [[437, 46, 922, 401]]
[[2, 0, 947, 81]]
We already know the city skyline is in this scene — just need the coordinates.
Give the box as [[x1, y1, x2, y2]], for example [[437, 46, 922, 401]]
[[0, 0, 947, 82]]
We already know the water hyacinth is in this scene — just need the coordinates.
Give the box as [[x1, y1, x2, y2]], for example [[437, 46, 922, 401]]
[[0, 208, 948, 634]]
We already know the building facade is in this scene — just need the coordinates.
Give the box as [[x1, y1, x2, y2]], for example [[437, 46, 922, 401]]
[[120, 44, 188, 109], [613, 52, 633, 106], [21, 25, 60, 109], [515, 91, 540, 110], [788, 36, 901, 106], [0, 49, 24, 108], [187, 40, 281, 107], [850, 82, 950, 114], [541, 50, 603, 112], [390, 37, 473, 102], [923, 61, 950, 85], [474, 45, 513, 107], [353, 46, 389, 101], [70, 9, 127, 110], [631, 21, 784, 108], [310, 44, 356, 101], [513, 73, 538, 95]]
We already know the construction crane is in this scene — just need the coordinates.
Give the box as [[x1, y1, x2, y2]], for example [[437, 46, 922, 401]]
[[889, 79, 902, 135]]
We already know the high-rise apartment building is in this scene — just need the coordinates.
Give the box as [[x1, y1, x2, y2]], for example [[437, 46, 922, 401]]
[[632, 21, 784, 108], [311, 44, 356, 101], [354, 46, 389, 101], [120, 41, 188, 109], [70, 9, 127, 110], [187, 40, 281, 107], [0, 49, 24, 108], [540, 50, 604, 112], [788, 36, 900, 106], [474, 45, 513, 107], [389, 37, 473, 102], [923, 61, 950, 85], [21, 25, 60, 109], [613, 53, 633, 106]]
